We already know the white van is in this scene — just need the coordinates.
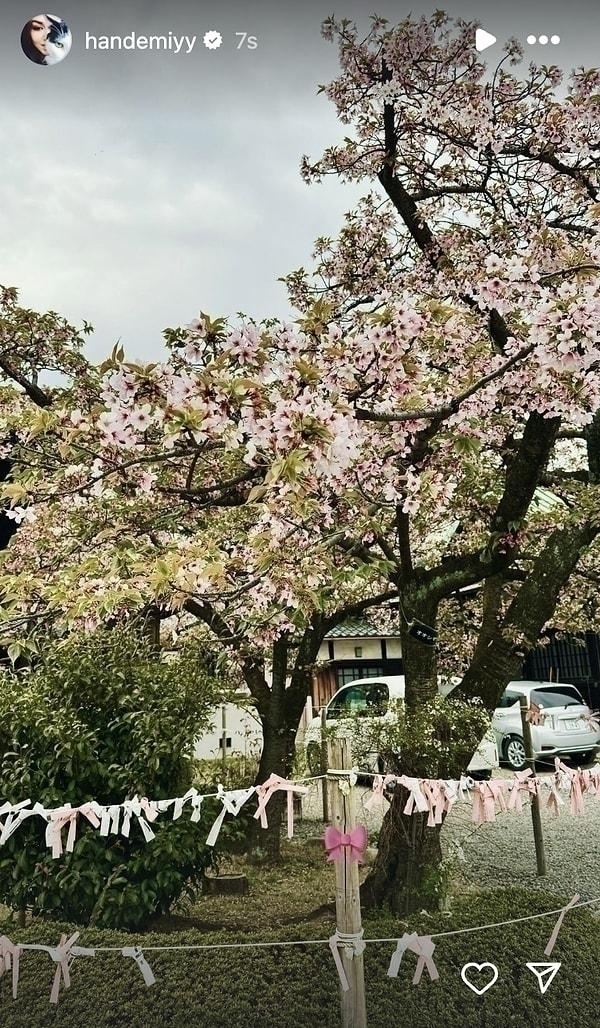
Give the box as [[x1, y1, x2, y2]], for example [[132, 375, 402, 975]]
[[303, 675, 498, 779]]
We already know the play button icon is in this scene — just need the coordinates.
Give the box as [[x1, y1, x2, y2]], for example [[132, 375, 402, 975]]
[[475, 28, 497, 52]]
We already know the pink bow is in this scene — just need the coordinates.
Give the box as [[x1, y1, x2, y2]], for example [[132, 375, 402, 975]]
[[253, 774, 308, 839], [323, 824, 367, 863], [472, 780, 509, 824], [45, 803, 102, 859]]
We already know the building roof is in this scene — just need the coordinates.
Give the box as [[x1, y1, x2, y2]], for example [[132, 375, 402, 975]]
[[325, 616, 401, 639]]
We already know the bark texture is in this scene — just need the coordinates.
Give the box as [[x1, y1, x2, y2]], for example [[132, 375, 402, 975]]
[[361, 789, 445, 913]]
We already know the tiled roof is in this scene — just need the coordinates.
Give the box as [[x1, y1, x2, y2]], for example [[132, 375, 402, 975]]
[[325, 617, 400, 639]]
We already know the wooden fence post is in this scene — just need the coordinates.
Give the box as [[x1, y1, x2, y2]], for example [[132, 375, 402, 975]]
[[519, 695, 547, 876], [321, 707, 329, 823], [327, 738, 367, 1028]]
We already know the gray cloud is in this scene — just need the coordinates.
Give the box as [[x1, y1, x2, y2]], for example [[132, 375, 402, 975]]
[[2, 1, 598, 362]]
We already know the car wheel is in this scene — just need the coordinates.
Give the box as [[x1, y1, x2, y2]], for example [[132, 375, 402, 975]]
[[504, 735, 528, 772], [306, 743, 322, 776], [575, 751, 594, 766]]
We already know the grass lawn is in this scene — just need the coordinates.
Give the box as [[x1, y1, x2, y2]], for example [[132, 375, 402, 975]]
[[0, 836, 598, 1027]]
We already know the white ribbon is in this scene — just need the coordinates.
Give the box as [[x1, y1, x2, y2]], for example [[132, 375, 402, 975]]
[[328, 929, 366, 992], [206, 786, 255, 847], [0, 801, 44, 845], [387, 932, 420, 978], [99, 804, 122, 836], [47, 932, 94, 1004], [121, 797, 158, 842], [0, 934, 22, 999], [399, 777, 430, 814], [122, 946, 156, 986], [387, 932, 439, 984]]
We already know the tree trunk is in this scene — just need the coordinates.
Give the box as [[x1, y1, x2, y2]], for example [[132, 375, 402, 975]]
[[248, 638, 310, 862], [366, 522, 600, 911], [398, 589, 438, 709], [461, 520, 600, 711], [361, 785, 444, 913], [249, 710, 298, 862]]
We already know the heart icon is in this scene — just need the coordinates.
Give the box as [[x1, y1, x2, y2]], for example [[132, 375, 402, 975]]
[[460, 962, 499, 995]]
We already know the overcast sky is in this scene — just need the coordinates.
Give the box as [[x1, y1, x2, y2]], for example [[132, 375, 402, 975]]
[[2, 1, 599, 364]]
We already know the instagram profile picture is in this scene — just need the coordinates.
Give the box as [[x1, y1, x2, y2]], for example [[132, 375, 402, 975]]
[[21, 14, 72, 66]]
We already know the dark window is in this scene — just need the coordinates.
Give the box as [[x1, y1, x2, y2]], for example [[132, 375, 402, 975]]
[[328, 682, 390, 718], [337, 665, 383, 688], [530, 686, 585, 708], [497, 691, 520, 709]]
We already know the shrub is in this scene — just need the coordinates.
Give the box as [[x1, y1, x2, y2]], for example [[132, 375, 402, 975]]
[[351, 694, 491, 778], [0, 626, 239, 928]]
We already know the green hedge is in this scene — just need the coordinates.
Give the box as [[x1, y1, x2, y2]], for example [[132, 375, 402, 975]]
[[0, 889, 598, 1027], [0, 627, 229, 928]]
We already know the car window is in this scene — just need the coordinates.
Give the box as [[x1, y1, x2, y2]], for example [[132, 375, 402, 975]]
[[364, 683, 389, 715], [530, 686, 585, 708], [497, 691, 520, 709], [327, 683, 389, 718]]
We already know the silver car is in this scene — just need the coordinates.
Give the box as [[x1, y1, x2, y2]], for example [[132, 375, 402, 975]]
[[493, 681, 600, 771]]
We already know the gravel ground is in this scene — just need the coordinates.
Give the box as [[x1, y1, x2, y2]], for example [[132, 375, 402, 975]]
[[297, 769, 600, 901]]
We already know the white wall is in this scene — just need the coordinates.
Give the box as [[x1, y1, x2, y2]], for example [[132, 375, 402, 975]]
[[194, 700, 262, 760], [316, 636, 402, 661]]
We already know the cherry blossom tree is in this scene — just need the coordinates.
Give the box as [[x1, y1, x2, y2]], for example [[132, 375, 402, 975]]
[[5, 12, 600, 901], [282, 11, 600, 907], [0, 315, 399, 858]]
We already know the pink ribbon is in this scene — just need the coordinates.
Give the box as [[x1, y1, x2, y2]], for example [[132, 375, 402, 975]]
[[0, 935, 21, 999], [582, 711, 600, 732], [471, 780, 509, 824], [546, 779, 564, 816], [420, 780, 446, 827], [323, 824, 367, 863], [507, 769, 538, 812], [253, 774, 308, 839], [365, 775, 396, 810], [554, 759, 585, 815], [526, 703, 546, 726], [387, 933, 439, 984], [45, 803, 102, 859]]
